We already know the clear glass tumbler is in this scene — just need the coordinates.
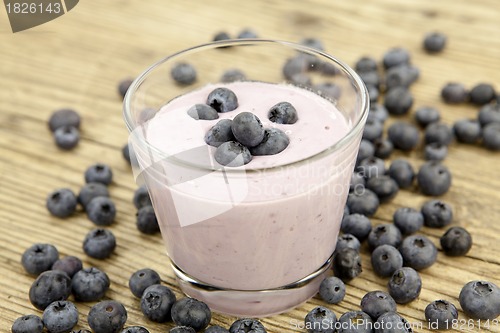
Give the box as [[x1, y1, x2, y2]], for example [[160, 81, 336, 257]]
[[123, 39, 369, 317]]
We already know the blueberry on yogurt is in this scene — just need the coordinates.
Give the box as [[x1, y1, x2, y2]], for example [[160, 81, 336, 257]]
[[207, 87, 238, 113], [214, 141, 252, 167], [231, 112, 265, 147], [187, 104, 219, 120], [268, 101, 298, 124], [249, 128, 289, 156]]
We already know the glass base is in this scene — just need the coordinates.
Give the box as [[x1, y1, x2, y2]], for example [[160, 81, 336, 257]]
[[171, 254, 333, 317]]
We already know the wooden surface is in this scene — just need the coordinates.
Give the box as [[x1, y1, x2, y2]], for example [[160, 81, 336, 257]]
[[1, 0, 500, 332]]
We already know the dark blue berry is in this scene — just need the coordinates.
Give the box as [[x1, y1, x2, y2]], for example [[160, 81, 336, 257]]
[[359, 71, 381, 89], [335, 234, 361, 253], [282, 56, 309, 80], [304, 306, 336, 333], [249, 128, 289, 156], [385, 65, 419, 89], [11, 314, 44, 333], [387, 121, 420, 151], [136, 206, 160, 234], [171, 298, 211, 331], [237, 28, 258, 39], [171, 63, 197, 85], [414, 106, 440, 128], [29, 270, 71, 310], [187, 104, 219, 120], [441, 82, 468, 104], [424, 143, 448, 161], [346, 188, 380, 217], [133, 185, 152, 209], [382, 47, 410, 69], [314, 82, 342, 101], [213, 31, 230, 42], [170, 327, 196, 333], [341, 214, 372, 241], [231, 112, 265, 147], [83, 228, 116, 259], [360, 290, 397, 320], [229, 319, 267, 333], [367, 224, 402, 250], [367, 85, 379, 103], [333, 248, 362, 282], [424, 122, 453, 146], [337, 311, 373, 333], [358, 157, 385, 179], [368, 104, 389, 123], [22, 243, 59, 276], [387, 267, 422, 304], [51, 255, 82, 278], [421, 199, 453, 228], [373, 138, 394, 159], [46, 188, 77, 218], [371, 245, 403, 278], [71, 267, 110, 302], [86, 196, 116, 226], [48, 108, 81, 132], [121, 326, 150, 333], [399, 234, 437, 270], [388, 159, 414, 189], [459, 280, 500, 320], [349, 171, 366, 193], [88, 300, 127, 333], [205, 119, 235, 147], [319, 276, 346, 304], [393, 207, 424, 235], [483, 123, 500, 150], [118, 78, 133, 98], [205, 325, 229, 333], [355, 56, 378, 73], [84, 163, 113, 185], [207, 88, 238, 113], [220, 69, 246, 83], [366, 176, 399, 203], [362, 118, 383, 142], [375, 312, 412, 332], [440, 226, 472, 256], [42, 300, 79, 333], [300, 37, 325, 51], [140, 284, 176, 323], [356, 140, 375, 165], [417, 161, 452, 196], [477, 103, 500, 127], [423, 32, 447, 53], [122, 143, 133, 164], [214, 141, 252, 167], [54, 126, 80, 150], [453, 119, 482, 143], [469, 83, 496, 105], [129, 268, 162, 298], [78, 183, 109, 209], [425, 300, 458, 330]]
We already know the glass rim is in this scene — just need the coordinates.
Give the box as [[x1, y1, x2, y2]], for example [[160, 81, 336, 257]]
[[123, 38, 370, 172]]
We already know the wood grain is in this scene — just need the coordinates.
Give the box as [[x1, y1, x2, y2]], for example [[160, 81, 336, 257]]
[[0, 0, 500, 332]]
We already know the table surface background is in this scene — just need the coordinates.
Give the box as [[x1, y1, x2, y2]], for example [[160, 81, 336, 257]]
[[1, 0, 500, 332]]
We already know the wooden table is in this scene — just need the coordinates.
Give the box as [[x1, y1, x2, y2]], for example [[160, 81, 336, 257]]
[[1, 0, 499, 332]]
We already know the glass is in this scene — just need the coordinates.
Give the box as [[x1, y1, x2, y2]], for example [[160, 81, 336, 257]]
[[123, 39, 369, 317]]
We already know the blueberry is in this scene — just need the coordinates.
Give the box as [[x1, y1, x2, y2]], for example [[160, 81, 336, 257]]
[[382, 47, 410, 69], [356, 140, 375, 165], [424, 300, 458, 330], [51, 255, 82, 278], [207, 88, 238, 113], [118, 78, 133, 98], [78, 182, 109, 209], [54, 126, 80, 150], [341, 214, 372, 241], [360, 290, 397, 320], [359, 71, 381, 89], [469, 83, 496, 105], [417, 161, 452, 196], [362, 118, 383, 142], [170, 327, 196, 333], [366, 85, 379, 103], [440, 226, 472, 256], [282, 56, 309, 80], [304, 306, 336, 333], [84, 163, 113, 185], [42, 300, 79, 333], [355, 56, 378, 73], [453, 119, 482, 143], [213, 31, 231, 42], [414, 106, 441, 128], [229, 319, 267, 333], [205, 325, 229, 333], [459, 280, 500, 320], [349, 171, 366, 193], [423, 32, 447, 53], [122, 143, 133, 164], [424, 122, 453, 146], [267, 101, 299, 125], [368, 104, 389, 123], [482, 123, 500, 150], [48, 108, 81, 132], [477, 103, 500, 127], [133, 185, 152, 209], [205, 119, 236, 147], [371, 244, 403, 278], [387, 121, 420, 151], [11, 314, 44, 333], [129, 268, 162, 298], [220, 69, 246, 83], [366, 176, 399, 203], [424, 142, 448, 161], [46, 188, 77, 218], [314, 82, 342, 101], [333, 248, 362, 282], [136, 206, 160, 234], [387, 267, 422, 304], [86, 196, 116, 226], [140, 284, 176, 322], [214, 141, 252, 167], [399, 234, 438, 270], [388, 159, 414, 189], [358, 157, 385, 179], [375, 312, 413, 332], [22, 243, 59, 276], [335, 234, 361, 253], [337, 311, 373, 333], [385, 65, 419, 89], [121, 327, 150, 333], [249, 128, 289, 156], [421, 199, 453, 228], [300, 37, 325, 51], [237, 28, 258, 39], [83, 228, 116, 259], [346, 188, 380, 217], [318, 61, 340, 76], [319, 276, 346, 304], [367, 224, 402, 250], [171, 298, 211, 331], [393, 207, 424, 235], [373, 138, 394, 159], [71, 267, 110, 302], [171, 63, 197, 85], [88, 300, 127, 333], [29, 270, 72, 310], [441, 82, 468, 104], [187, 104, 219, 120]]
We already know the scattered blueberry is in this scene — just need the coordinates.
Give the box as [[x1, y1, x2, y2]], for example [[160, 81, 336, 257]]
[[220, 69, 246, 83], [304, 306, 336, 333], [22, 243, 59, 276], [336, 311, 373, 333], [282, 56, 309, 81], [319, 276, 346, 304], [314, 82, 342, 101], [459, 280, 500, 320], [84, 163, 113, 185], [249, 128, 289, 156], [399, 234, 438, 270], [122, 143, 132, 164], [42, 300, 79, 333], [360, 290, 397, 320], [170, 327, 196, 333], [136, 206, 160, 234], [367, 223, 402, 250], [51, 255, 82, 278], [358, 71, 381, 89], [129, 268, 162, 298], [46, 188, 77, 218], [424, 122, 453, 146], [441, 82, 468, 104], [414, 106, 440, 128], [371, 244, 403, 278], [424, 142, 448, 161], [387, 121, 420, 151], [205, 119, 236, 148], [54, 125, 80, 150], [206, 88, 238, 113], [86, 196, 116, 226], [48, 108, 81, 132], [346, 188, 380, 217], [358, 157, 385, 179], [387, 267, 422, 304], [417, 161, 452, 196], [368, 104, 389, 123], [237, 28, 258, 39], [469, 83, 496, 105], [205, 325, 229, 333], [268, 101, 299, 124], [334, 234, 361, 253], [362, 118, 384, 142], [214, 141, 252, 167], [366, 175, 399, 203], [373, 138, 394, 159], [424, 300, 458, 330], [71, 267, 110, 302], [355, 56, 378, 73], [385, 65, 419, 89], [171, 63, 197, 85], [133, 185, 152, 209], [83, 228, 116, 259], [171, 297, 212, 331], [393, 207, 424, 235], [423, 32, 447, 53], [382, 47, 410, 69], [229, 319, 267, 333], [356, 140, 375, 165], [88, 300, 127, 333], [477, 103, 500, 127], [29, 270, 71, 310], [11, 314, 44, 333], [482, 123, 500, 150], [421, 199, 453, 228], [140, 284, 176, 323], [333, 247, 362, 282], [440, 226, 472, 256], [118, 78, 134, 98], [78, 182, 109, 209], [187, 104, 219, 120], [375, 312, 413, 332], [349, 171, 366, 193], [121, 326, 150, 333], [213, 31, 231, 42], [341, 214, 372, 241], [300, 37, 325, 51], [366, 85, 379, 103], [388, 159, 415, 189], [453, 119, 482, 143]]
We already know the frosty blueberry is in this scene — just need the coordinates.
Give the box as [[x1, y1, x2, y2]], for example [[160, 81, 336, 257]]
[[129, 268, 162, 298], [187, 104, 219, 120], [268, 101, 298, 124], [205, 119, 236, 147], [399, 235, 438, 270], [22, 243, 59, 276], [140, 284, 176, 323], [171, 297, 212, 331], [249, 128, 289, 156], [214, 141, 252, 167], [71, 267, 110, 302], [46, 188, 77, 218], [319, 276, 346, 304], [171, 63, 197, 85], [88, 300, 127, 333], [206, 87, 238, 113]]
